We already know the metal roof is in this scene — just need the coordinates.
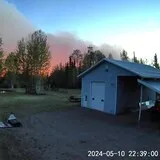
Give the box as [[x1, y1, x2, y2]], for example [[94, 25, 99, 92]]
[[78, 58, 160, 78], [138, 79, 160, 94]]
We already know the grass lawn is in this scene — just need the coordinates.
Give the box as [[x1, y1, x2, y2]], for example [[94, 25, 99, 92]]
[[0, 88, 81, 120], [0, 88, 81, 160]]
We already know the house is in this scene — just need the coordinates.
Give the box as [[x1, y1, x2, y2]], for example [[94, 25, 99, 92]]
[[78, 58, 160, 115]]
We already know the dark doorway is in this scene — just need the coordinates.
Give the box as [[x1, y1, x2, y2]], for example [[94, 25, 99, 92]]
[[116, 76, 140, 114]]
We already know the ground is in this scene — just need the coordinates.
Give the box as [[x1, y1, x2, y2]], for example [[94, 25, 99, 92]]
[[0, 89, 160, 160]]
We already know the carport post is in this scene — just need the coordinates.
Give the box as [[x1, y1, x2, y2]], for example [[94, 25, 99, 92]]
[[138, 85, 143, 123]]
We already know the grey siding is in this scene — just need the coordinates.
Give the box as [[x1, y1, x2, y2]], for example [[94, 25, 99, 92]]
[[81, 77, 85, 107], [81, 63, 109, 112], [81, 61, 157, 115], [81, 62, 136, 115], [105, 62, 137, 114]]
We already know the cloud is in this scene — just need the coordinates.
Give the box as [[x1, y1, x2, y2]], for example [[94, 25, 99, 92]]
[[47, 32, 121, 66], [0, 0, 120, 68], [0, 0, 35, 51], [98, 44, 121, 59], [105, 25, 160, 63]]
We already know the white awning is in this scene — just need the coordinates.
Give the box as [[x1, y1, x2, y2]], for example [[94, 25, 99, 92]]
[[138, 79, 160, 94]]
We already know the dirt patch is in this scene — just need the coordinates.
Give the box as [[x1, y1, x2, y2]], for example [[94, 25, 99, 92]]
[[1, 108, 160, 160]]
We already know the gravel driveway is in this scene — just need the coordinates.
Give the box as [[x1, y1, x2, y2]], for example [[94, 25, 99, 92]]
[[2, 107, 160, 160]]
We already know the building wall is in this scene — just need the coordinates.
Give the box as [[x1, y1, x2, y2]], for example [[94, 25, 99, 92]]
[[81, 63, 109, 111], [81, 61, 157, 115], [81, 62, 137, 115]]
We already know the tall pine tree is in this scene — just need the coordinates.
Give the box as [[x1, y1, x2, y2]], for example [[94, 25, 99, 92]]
[[120, 50, 129, 61], [108, 53, 113, 59], [132, 52, 139, 63], [153, 53, 159, 69]]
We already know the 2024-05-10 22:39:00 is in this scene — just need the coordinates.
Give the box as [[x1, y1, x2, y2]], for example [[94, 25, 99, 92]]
[[87, 150, 159, 158]]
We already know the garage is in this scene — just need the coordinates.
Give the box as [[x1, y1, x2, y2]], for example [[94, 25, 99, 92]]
[[90, 82, 105, 111], [78, 58, 160, 115]]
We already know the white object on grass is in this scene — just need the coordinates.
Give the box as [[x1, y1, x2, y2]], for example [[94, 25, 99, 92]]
[[0, 122, 6, 127], [8, 113, 16, 121], [0, 121, 12, 128]]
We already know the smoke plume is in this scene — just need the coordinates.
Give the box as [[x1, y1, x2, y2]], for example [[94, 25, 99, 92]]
[[0, 0, 120, 69]]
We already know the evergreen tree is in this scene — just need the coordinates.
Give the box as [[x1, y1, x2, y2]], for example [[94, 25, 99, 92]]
[[108, 53, 113, 59], [120, 50, 129, 61], [132, 52, 139, 63], [153, 53, 159, 69], [140, 58, 148, 64]]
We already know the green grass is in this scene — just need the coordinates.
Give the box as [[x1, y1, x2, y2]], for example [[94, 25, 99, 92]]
[[0, 89, 81, 160], [0, 89, 81, 120]]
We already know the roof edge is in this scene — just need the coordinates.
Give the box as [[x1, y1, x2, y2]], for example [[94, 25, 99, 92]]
[[77, 58, 160, 79], [138, 79, 160, 94], [77, 58, 139, 78]]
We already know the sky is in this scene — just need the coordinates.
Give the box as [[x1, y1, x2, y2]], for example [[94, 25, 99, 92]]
[[2, 0, 160, 64]]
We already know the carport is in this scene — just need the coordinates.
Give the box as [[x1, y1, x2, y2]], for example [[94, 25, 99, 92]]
[[138, 79, 160, 122]]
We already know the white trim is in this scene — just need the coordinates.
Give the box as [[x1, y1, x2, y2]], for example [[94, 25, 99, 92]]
[[114, 77, 118, 115], [90, 81, 105, 112]]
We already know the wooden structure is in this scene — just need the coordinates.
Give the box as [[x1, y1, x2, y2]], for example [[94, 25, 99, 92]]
[[25, 76, 45, 95]]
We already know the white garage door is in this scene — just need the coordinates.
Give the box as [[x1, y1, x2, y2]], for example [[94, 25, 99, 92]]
[[91, 82, 105, 111]]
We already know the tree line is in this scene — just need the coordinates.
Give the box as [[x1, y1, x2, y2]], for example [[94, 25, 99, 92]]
[[49, 49, 160, 89], [49, 47, 106, 89], [0, 30, 160, 92], [0, 30, 50, 94]]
